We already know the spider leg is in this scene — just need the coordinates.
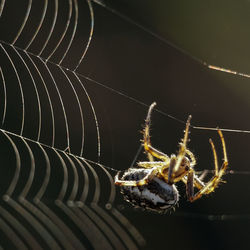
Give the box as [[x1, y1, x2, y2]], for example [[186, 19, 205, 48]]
[[184, 170, 206, 200], [185, 148, 196, 167], [114, 167, 158, 186], [143, 102, 169, 161], [168, 115, 192, 183], [182, 115, 192, 146], [168, 155, 176, 183], [186, 129, 228, 202], [137, 161, 167, 168], [186, 169, 194, 200], [175, 115, 192, 168], [147, 153, 154, 162], [182, 173, 205, 189]]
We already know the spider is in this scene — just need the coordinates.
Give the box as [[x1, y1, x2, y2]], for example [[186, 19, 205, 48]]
[[115, 102, 228, 212]]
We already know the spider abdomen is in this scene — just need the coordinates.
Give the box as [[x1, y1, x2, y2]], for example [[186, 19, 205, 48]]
[[120, 168, 179, 212]]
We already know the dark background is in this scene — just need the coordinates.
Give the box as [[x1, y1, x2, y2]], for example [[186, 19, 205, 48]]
[[1, 0, 250, 249]]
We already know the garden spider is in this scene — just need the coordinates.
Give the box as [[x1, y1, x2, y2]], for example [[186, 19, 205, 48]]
[[115, 102, 228, 212]]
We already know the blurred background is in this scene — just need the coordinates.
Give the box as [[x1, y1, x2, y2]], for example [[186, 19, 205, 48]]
[[1, 0, 250, 249]]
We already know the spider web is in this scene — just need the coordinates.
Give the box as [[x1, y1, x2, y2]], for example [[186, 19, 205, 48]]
[[0, 0, 146, 249], [1, 0, 250, 250]]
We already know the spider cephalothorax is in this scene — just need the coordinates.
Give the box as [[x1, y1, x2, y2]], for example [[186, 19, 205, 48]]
[[115, 102, 228, 212]]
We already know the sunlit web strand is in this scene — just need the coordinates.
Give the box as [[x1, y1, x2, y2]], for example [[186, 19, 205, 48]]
[[93, 0, 249, 80], [0, 0, 6, 17], [90, 1, 250, 129], [92, 0, 250, 81], [0, 38, 101, 157], [1, 128, 248, 176], [79, 75, 250, 134], [204, 63, 250, 79], [46, 0, 72, 62], [0, 128, 118, 174], [91, 0, 205, 67], [0, 67, 7, 126], [174, 212, 250, 221], [2, 39, 250, 135], [121, 205, 250, 221]]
